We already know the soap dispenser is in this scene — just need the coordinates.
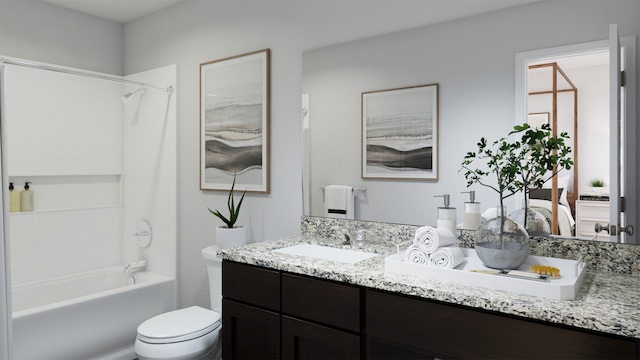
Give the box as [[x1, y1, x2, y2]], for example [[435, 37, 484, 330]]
[[434, 194, 457, 236], [9, 182, 20, 213], [461, 191, 481, 230], [20, 182, 34, 212]]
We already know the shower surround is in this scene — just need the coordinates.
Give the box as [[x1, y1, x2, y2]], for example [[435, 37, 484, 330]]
[[4, 61, 177, 284]]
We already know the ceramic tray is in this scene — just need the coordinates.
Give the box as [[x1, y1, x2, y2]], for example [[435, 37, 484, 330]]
[[384, 247, 586, 300]]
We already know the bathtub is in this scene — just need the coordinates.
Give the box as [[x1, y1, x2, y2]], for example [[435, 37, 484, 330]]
[[12, 266, 176, 360]]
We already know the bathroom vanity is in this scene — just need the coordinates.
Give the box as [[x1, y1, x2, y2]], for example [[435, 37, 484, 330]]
[[219, 218, 640, 359]]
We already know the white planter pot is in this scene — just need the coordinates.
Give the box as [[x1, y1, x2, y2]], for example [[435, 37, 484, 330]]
[[216, 225, 248, 249]]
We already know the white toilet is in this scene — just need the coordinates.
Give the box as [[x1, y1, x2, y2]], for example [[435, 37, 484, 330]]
[[134, 246, 223, 360]]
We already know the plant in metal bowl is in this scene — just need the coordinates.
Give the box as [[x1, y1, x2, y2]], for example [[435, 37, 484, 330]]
[[460, 123, 573, 269]]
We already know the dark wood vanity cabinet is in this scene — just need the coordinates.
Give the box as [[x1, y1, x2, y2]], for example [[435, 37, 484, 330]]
[[366, 289, 638, 359], [223, 261, 639, 359]]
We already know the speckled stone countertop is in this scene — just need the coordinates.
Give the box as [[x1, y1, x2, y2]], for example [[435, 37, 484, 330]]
[[219, 217, 640, 340]]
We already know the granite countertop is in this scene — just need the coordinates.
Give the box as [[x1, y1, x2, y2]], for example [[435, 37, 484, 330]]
[[219, 235, 640, 340]]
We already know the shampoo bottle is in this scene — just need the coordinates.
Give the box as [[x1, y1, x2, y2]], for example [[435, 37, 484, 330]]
[[9, 182, 20, 213], [20, 182, 34, 212]]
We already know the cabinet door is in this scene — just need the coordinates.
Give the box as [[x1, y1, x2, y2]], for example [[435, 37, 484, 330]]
[[366, 290, 636, 359], [223, 261, 280, 311], [282, 273, 360, 332], [282, 315, 360, 359], [222, 299, 280, 360]]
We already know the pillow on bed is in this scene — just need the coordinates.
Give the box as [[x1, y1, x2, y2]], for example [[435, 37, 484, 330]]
[[529, 188, 564, 202]]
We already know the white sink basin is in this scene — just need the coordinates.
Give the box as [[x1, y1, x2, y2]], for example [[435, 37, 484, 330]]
[[273, 244, 378, 264]]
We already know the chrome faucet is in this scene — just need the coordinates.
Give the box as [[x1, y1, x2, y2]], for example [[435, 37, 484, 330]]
[[123, 259, 147, 274]]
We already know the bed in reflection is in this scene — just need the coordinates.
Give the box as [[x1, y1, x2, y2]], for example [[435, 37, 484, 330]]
[[529, 198, 575, 236], [529, 177, 575, 236]]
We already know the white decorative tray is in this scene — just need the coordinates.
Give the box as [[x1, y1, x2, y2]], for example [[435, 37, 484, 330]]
[[384, 248, 586, 300]]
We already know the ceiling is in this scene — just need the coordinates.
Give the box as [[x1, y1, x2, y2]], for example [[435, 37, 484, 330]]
[[39, 0, 544, 25], [40, 0, 188, 23]]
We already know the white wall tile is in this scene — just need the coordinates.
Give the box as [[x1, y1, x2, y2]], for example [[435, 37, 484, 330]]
[[5, 63, 176, 284]]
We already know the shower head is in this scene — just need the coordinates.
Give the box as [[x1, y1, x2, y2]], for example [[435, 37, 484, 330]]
[[122, 87, 146, 103]]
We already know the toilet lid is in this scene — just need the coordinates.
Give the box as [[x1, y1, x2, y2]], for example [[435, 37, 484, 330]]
[[137, 306, 221, 344]]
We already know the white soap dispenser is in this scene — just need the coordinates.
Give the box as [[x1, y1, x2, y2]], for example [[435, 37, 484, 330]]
[[20, 182, 34, 212], [461, 191, 481, 231], [9, 182, 20, 213], [434, 194, 457, 236]]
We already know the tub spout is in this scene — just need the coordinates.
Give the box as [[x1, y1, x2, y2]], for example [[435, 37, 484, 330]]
[[123, 259, 147, 274]]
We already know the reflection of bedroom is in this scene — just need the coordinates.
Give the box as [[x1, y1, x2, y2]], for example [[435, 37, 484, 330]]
[[527, 51, 609, 238]]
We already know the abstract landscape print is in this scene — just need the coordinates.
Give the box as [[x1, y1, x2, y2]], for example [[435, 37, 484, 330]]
[[200, 49, 270, 193], [361, 84, 438, 180]]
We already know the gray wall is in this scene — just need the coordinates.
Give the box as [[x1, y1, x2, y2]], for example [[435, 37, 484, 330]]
[[1, 0, 639, 310], [0, 0, 123, 75]]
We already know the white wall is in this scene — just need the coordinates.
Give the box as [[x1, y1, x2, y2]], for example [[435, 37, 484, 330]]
[[0, 0, 123, 75]]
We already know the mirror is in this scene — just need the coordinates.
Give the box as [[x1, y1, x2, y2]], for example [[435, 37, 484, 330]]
[[301, 20, 636, 244]]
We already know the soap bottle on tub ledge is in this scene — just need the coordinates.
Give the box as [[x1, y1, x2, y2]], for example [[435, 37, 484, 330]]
[[20, 182, 34, 212]]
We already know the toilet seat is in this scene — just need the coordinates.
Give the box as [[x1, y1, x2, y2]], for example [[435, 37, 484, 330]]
[[137, 306, 221, 344]]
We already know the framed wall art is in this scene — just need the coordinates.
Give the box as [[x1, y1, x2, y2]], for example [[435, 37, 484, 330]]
[[200, 49, 270, 193], [361, 84, 439, 180]]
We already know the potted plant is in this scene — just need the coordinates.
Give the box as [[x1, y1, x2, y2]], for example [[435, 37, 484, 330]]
[[461, 129, 527, 269], [589, 178, 605, 194], [208, 173, 248, 249], [460, 123, 572, 269]]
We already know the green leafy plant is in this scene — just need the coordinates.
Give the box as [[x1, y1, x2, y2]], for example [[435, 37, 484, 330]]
[[208, 174, 247, 228], [460, 133, 521, 217], [508, 123, 573, 225], [590, 178, 605, 187], [461, 123, 573, 230]]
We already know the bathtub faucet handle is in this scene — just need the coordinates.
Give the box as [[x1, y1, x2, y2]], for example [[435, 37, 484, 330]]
[[124, 259, 147, 274]]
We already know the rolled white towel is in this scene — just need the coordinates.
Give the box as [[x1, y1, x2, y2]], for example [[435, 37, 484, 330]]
[[413, 226, 456, 254], [430, 246, 465, 269], [404, 244, 430, 265]]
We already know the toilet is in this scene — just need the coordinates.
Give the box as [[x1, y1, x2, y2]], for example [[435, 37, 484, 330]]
[[134, 246, 223, 360]]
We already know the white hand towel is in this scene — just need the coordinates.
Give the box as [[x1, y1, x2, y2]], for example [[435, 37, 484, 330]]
[[404, 244, 430, 265], [325, 185, 354, 219], [430, 246, 465, 269], [413, 226, 456, 254]]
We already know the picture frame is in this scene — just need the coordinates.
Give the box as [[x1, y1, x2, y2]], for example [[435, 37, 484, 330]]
[[200, 49, 270, 193], [361, 84, 439, 180]]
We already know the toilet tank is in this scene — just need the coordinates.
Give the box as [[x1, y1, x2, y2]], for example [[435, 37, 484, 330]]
[[201, 246, 222, 313]]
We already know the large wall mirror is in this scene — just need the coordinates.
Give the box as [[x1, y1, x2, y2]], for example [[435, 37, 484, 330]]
[[301, 7, 637, 244]]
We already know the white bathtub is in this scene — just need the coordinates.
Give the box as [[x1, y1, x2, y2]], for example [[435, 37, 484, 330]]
[[12, 266, 176, 360]]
